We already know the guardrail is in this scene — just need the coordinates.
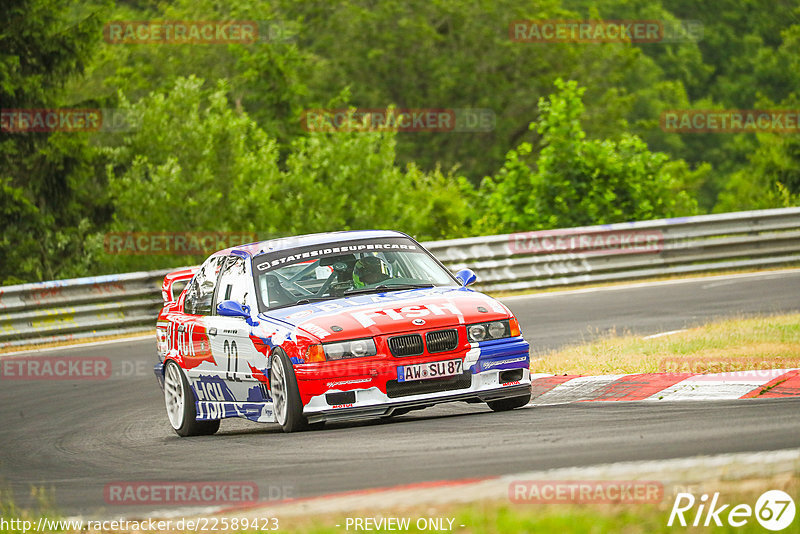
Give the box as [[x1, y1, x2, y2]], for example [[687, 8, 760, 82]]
[[426, 206, 800, 292], [2, 207, 799, 348], [0, 271, 170, 349]]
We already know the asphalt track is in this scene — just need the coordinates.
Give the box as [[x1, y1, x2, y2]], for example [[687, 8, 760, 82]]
[[1, 270, 799, 517]]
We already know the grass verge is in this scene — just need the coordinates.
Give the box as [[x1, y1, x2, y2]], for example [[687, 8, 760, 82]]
[[254, 474, 799, 533], [491, 265, 800, 299], [4, 475, 797, 533], [530, 313, 800, 376]]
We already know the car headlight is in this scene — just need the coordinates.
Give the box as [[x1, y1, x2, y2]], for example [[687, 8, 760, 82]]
[[320, 338, 377, 361], [466, 318, 521, 342]]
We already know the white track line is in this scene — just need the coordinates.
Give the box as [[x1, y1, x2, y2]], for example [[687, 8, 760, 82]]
[[530, 375, 626, 405], [500, 268, 800, 301], [646, 369, 798, 401], [643, 329, 687, 339], [0, 333, 153, 358]]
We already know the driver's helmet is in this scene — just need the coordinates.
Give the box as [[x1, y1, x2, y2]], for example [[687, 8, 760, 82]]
[[353, 255, 392, 288]]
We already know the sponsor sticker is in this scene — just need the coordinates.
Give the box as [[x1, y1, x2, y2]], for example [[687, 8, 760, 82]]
[[480, 356, 528, 371], [255, 238, 419, 272], [326, 378, 372, 388], [351, 302, 461, 328]]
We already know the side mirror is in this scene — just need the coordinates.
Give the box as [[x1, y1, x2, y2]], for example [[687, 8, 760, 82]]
[[217, 300, 260, 326], [455, 268, 477, 287], [217, 300, 251, 318]]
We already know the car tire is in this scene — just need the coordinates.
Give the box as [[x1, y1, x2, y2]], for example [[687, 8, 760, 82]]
[[486, 392, 531, 412], [163, 360, 220, 437], [270, 349, 310, 433]]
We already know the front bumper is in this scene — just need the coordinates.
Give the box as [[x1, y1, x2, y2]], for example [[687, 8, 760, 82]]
[[305, 381, 531, 424], [300, 336, 531, 424]]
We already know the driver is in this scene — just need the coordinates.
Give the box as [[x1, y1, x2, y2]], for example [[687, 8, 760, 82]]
[[352, 255, 392, 288]]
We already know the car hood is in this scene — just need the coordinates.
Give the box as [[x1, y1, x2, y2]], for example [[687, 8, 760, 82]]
[[260, 286, 512, 342]]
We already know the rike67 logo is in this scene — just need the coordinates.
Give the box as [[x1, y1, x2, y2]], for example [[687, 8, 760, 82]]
[[669, 490, 796, 531]]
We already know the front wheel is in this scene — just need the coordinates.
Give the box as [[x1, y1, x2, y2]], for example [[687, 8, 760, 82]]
[[270, 350, 310, 433], [163, 360, 220, 437], [486, 392, 531, 412]]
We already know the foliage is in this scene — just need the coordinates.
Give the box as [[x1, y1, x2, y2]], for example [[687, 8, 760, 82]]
[[2, 0, 800, 283], [0, 0, 108, 284], [476, 79, 700, 234], [94, 80, 469, 272]]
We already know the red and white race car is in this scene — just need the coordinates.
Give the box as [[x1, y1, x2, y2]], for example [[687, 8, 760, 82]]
[[154, 230, 531, 435]]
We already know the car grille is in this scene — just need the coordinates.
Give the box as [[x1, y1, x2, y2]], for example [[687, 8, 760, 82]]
[[425, 329, 458, 353], [386, 371, 472, 398], [388, 334, 424, 356]]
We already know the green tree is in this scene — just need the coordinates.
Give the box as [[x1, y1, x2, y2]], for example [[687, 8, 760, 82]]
[[94, 80, 471, 273], [96, 77, 282, 272], [281, 0, 695, 185], [76, 0, 311, 149], [0, 0, 108, 284], [477, 79, 701, 234], [715, 130, 800, 212]]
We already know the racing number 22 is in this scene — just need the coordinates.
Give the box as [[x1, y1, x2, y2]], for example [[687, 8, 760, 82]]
[[224, 339, 240, 381]]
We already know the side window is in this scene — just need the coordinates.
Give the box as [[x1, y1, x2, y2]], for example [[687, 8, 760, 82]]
[[184, 256, 225, 315], [214, 256, 251, 311]]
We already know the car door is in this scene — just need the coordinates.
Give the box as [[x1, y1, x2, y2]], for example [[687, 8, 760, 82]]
[[210, 255, 262, 399], [176, 255, 224, 373]]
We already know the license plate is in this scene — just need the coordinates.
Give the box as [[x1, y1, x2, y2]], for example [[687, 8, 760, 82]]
[[397, 359, 463, 382]]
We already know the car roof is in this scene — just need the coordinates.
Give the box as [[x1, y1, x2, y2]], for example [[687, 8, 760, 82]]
[[217, 230, 411, 258]]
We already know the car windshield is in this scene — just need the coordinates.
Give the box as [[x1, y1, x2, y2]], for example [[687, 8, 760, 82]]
[[253, 237, 457, 311]]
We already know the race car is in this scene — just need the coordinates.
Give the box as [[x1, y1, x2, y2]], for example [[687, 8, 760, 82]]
[[154, 230, 531, 436]]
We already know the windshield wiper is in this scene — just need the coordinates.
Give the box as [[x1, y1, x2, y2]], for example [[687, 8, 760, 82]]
[[343, 283, 434, 296], [267, 296, 337, 311], [294, 296, 340, 305]]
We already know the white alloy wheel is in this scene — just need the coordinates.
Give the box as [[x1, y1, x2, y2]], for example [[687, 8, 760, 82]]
[[270, 355, 288, 426], [164, 361, 185, 429]]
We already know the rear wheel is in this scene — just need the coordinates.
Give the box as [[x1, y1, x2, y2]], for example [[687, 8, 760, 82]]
[[164, 360, 220, 436], [486, 392, 531, 412], [270, 350, 310, 433]]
